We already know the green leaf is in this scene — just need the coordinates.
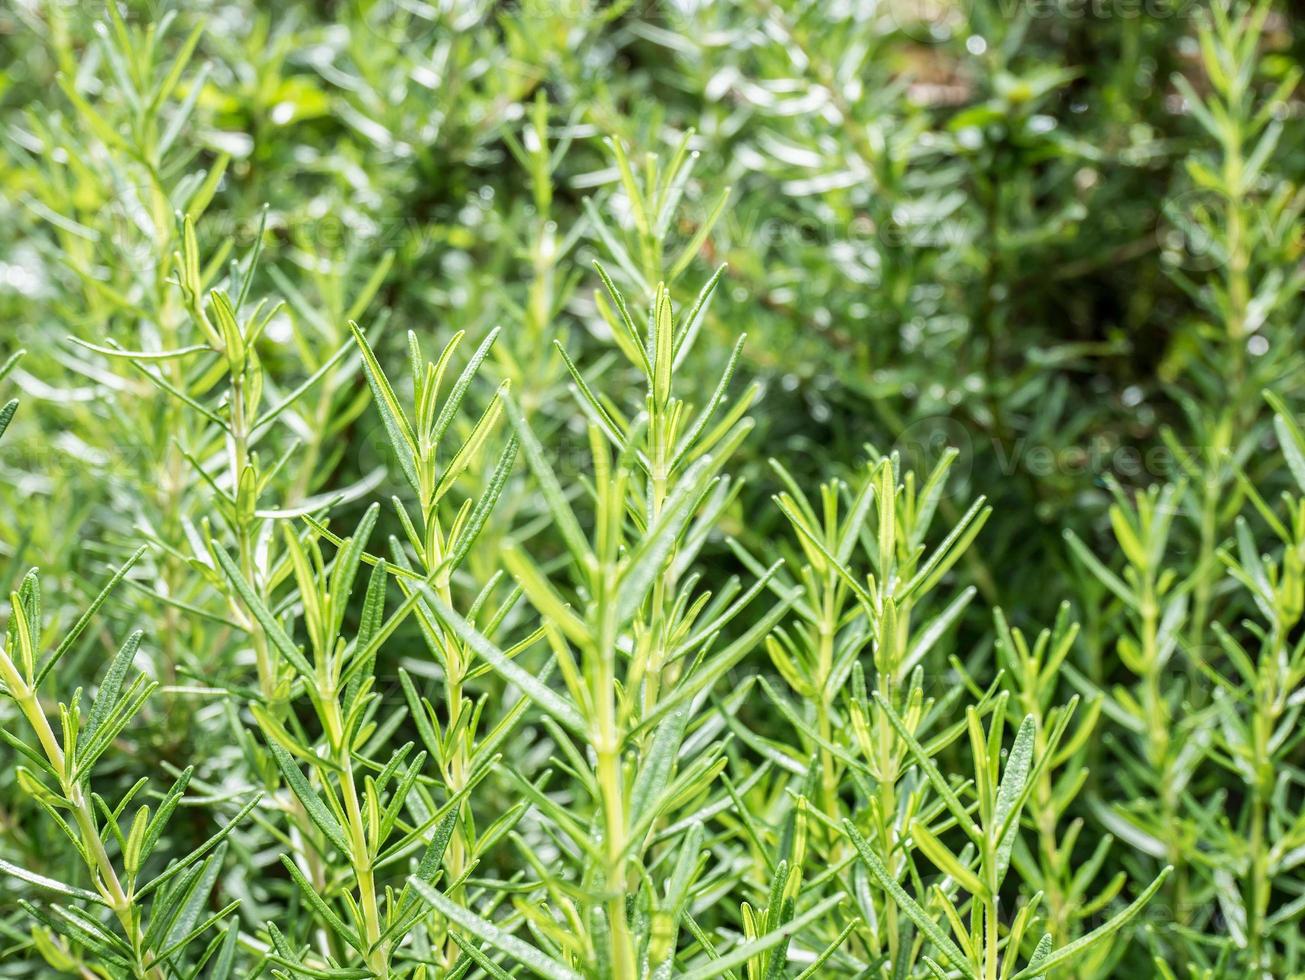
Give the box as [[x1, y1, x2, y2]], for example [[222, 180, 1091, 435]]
[[70, 338, 211, 361], [992, 715, 1036, 883], [344, 559, 388, 713], [1062, 530, 1137, 609], [84, 630, 143, 745], [267, 743, 350, 855], [350, 320, 420, 495], [678, 894, 843, 980], [448, 932, 516, 980], [418, 584, 585, 735], [210, 545, 314, 680], [873, 691, 982, 845], [444, 433, 519, 573], [843, 821, 977, 979], [616, 456, 714, 625], [279, 855, 363, 954], [37, 546, 148, 687], [140, 767, 193, 865], [1009, 867, 1172, 980], [406, 877, 583, 980], [1267, 392, 1305, 493], [429, 326, 500, 449], [910, 819, 986, 897], [0, 399, 17, 441], [137, 793, 262, 900], [0, 857, 108, 905], [500, 390, 592, 566]]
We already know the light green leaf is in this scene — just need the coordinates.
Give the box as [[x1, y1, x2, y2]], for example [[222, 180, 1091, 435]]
[[407, 877, 582, 980], [267, 743, 349, 855], [1009, 867, 1172, 980], [0, 857, 108, 905], [678, 896, 843, 980], [843, 821, 977, 979], [350, 320, 419, 495], [418, 584, 586, 735], [992, 715, 1036, 883], [210, 545, 313, 680]]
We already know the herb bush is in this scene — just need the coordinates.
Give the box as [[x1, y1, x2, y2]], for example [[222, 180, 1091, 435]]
[[0, 0, 1303, 976]]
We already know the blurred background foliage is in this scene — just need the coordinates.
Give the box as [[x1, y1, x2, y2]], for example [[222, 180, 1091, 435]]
[[7, 0, 1301, 606], [1, 0, 1303, 975]]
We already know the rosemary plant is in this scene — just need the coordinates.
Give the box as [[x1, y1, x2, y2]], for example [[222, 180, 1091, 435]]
[[3, 1, 1304, 977]]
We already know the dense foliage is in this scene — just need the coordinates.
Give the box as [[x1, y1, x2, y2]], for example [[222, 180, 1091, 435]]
[[1, 0, 1303, 977]]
